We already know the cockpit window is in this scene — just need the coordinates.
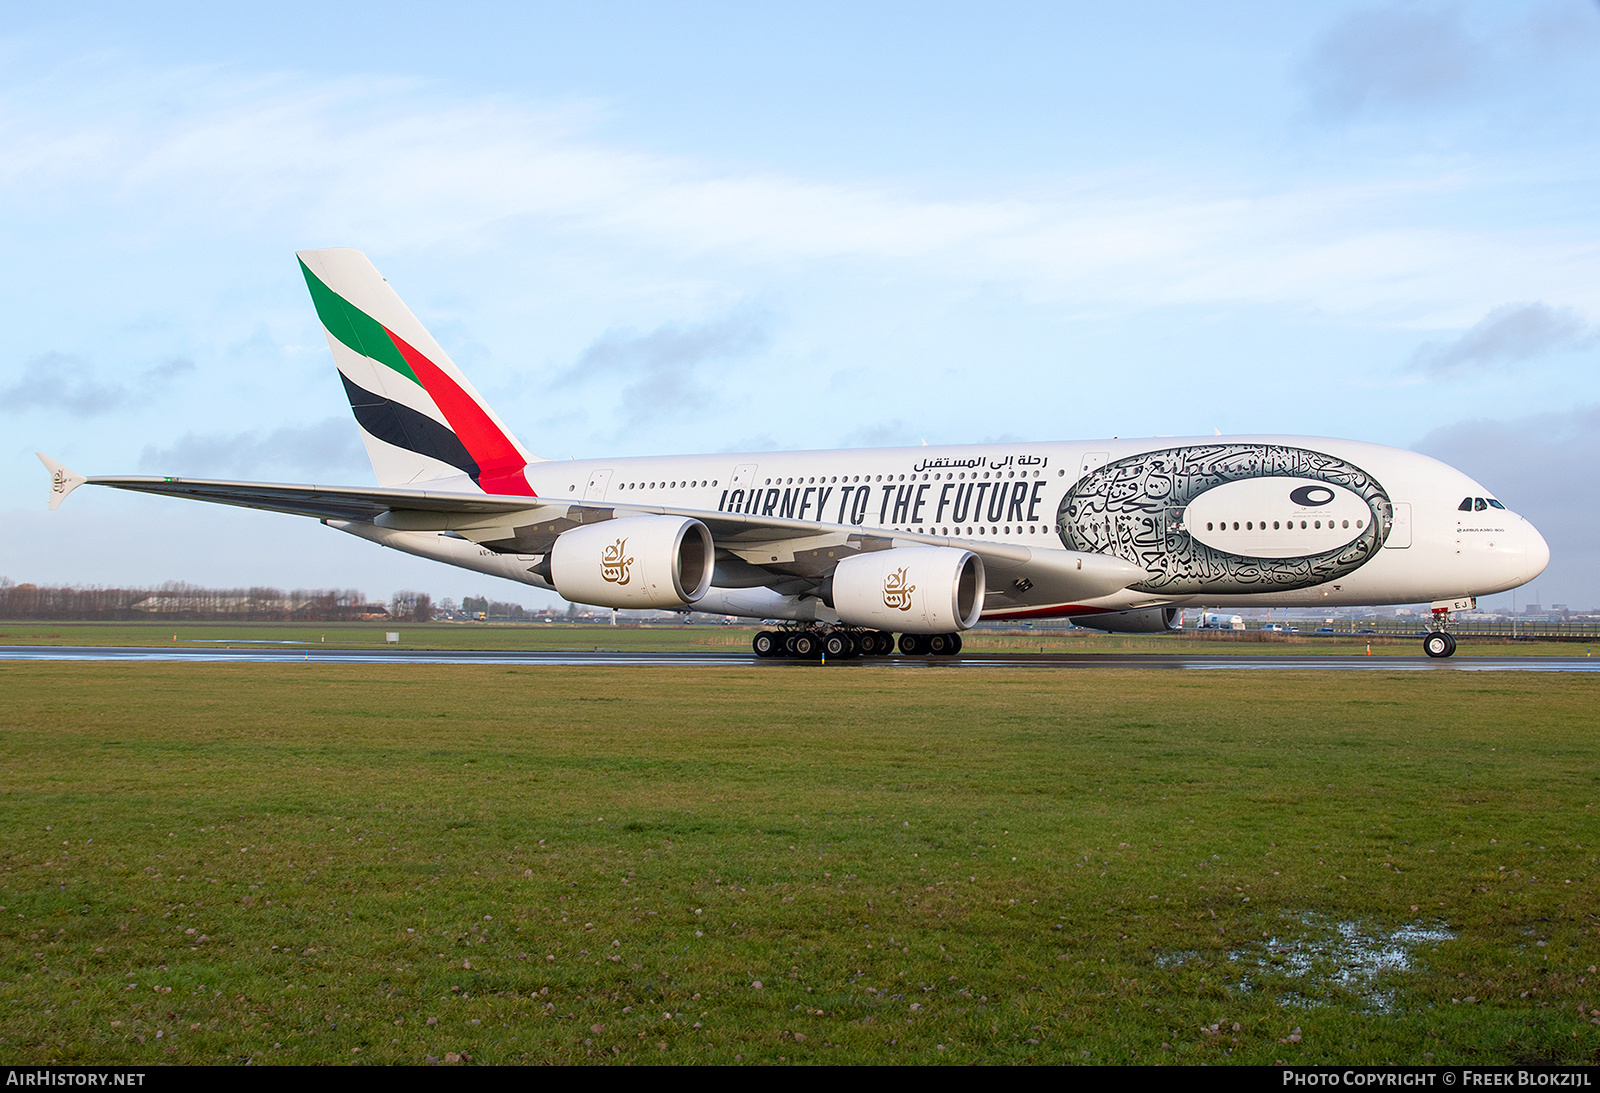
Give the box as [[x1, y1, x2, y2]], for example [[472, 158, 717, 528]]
[[1487, 498, 1505, 509], [1474, 497, 1488, 511], [1458, 497, 1473, 511]]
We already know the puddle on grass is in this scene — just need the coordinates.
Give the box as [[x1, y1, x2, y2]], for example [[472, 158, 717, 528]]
[[1157, 911, 1456, 1012]]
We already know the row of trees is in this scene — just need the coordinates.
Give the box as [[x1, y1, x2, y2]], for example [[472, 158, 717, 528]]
[[0, 579, 378, 621], [0, 578, 550, 623], [460, 595, 533, 620], [388, 591, 433, 622]]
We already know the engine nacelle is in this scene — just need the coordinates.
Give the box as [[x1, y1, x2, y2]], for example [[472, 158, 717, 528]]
[[1072, 607, 1181, 633], [831, 546, 985, 634], [550, 516, 713, 609]]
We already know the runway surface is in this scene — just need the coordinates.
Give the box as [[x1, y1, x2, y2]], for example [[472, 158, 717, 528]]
[[1, 645, 1596, 671]]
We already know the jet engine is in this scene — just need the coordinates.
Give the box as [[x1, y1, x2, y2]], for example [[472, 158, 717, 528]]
[[1072, 607, 1182, 633], [550, 516, 713, 609], [831, 546, 984, 634]]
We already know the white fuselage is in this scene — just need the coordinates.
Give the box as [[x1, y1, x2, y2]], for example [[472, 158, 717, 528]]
[[479, 433, 1545, 617]]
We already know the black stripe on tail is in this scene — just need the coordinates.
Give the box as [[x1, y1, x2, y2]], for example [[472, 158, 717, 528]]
[[339, 372, 480, 480]]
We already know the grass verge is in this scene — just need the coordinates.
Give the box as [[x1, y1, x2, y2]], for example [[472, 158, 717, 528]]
[[1, 663, 1596, 1064]]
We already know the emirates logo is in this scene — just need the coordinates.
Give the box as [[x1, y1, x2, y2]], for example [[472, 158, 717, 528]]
[[50, 469, 68, 494], [601, 538, 633, 585], [882, 567, 916, 611]]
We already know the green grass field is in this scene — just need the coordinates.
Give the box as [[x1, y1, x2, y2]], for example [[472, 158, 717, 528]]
[[1, 663, 1596, 1065], [0, 619, 1589, 657]]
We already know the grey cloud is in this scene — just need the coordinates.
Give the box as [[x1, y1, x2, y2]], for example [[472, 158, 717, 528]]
[[142, 357, 196, 382], [1411, 302, 1599, 377], [138, 417, 365, 478], [0, 352, 195, 416], [1298, 4, 1487, 118], [556, 310, 770, 429], [1415, 405, 1600, 608]]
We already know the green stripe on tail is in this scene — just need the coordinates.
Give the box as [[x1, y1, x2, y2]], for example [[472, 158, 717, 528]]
[[298, 259, 419, 385]]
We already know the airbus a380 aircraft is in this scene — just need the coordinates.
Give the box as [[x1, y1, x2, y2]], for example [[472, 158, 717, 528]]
[[39, 249, 1549, 659]]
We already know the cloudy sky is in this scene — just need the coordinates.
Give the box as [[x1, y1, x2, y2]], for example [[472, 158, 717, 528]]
[[3, 1, 1597, 610]]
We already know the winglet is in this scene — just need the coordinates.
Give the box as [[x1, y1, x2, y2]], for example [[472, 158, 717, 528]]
[[37, 453, 87, 510]]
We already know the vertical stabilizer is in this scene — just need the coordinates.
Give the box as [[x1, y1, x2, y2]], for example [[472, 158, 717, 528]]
[[297, 248, 541, 494]]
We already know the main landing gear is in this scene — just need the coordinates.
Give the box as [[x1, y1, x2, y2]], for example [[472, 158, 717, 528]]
[[896, 632, 962, 656], [750, 628, 963, 660]]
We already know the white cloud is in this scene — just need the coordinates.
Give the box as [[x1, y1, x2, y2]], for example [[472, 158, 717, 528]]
[[2, 56, 1596, 323]]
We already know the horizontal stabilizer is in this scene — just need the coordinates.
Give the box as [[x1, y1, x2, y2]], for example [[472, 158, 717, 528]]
[[37, 453, 87, 510]]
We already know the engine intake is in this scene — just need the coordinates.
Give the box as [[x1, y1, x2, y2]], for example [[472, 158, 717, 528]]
[[831, 546, 985, 634], [550, 516, 713, 609]]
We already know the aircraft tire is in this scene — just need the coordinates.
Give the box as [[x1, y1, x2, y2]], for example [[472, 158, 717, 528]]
[[898, 633, 925, 656], [926, 633, 951, 655], [950, 633, 963, 655], [791, 632, 819, 659], [753, 631, 780, 658], [1423, 632, 1456, 658], [824, 633, 852, 658]]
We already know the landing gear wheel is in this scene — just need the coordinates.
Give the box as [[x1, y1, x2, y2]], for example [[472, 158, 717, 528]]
[[824, 633, 853, 658], [950, 633, 963, 655], [926, 633, 952, 655], [1423, 632, 1456, 658], [898, 633, 925, 656], [789, 632, 820, 659], [753, 631, 781, 658]]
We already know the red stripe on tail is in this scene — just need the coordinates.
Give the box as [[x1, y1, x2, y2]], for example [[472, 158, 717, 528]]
[[385, 328, 535, 497]]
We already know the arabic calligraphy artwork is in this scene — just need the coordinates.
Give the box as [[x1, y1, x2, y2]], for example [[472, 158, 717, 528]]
[[600, 538, 633, 585], [1057, 444, 1393, 595], [882, 567, 917, 611], [911, 453, 1047, 474]]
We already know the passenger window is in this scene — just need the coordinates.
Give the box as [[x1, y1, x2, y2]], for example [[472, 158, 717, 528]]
[[1458, 498, 1473, 511]]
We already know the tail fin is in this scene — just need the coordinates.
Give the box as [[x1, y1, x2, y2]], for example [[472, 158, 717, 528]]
[[297, 248, 540, 494]]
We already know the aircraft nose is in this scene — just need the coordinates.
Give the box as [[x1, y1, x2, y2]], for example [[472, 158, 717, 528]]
[[1522, 519, 1551, 583]]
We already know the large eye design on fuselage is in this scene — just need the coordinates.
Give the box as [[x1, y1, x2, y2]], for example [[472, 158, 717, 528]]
[[1056, 444, 1394, 595], [1289, 485, 1334, 507]]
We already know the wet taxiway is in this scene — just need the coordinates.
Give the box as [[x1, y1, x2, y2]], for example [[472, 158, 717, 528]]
[[1, 645, 1595, 670]]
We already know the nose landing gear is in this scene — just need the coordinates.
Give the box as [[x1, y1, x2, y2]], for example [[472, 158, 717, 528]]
[[1423, 598, 1472, 658]]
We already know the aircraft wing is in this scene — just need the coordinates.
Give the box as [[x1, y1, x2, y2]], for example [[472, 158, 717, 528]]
[[64, 471, 542, 522], [41, 458, 1148, 607]]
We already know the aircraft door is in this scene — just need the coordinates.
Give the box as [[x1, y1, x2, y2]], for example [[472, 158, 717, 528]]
[[1384, 502, 1412, 549], [1079, 452, 1109, 477], [730, 463, 759, 489], [583, 469, 613, 501]]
